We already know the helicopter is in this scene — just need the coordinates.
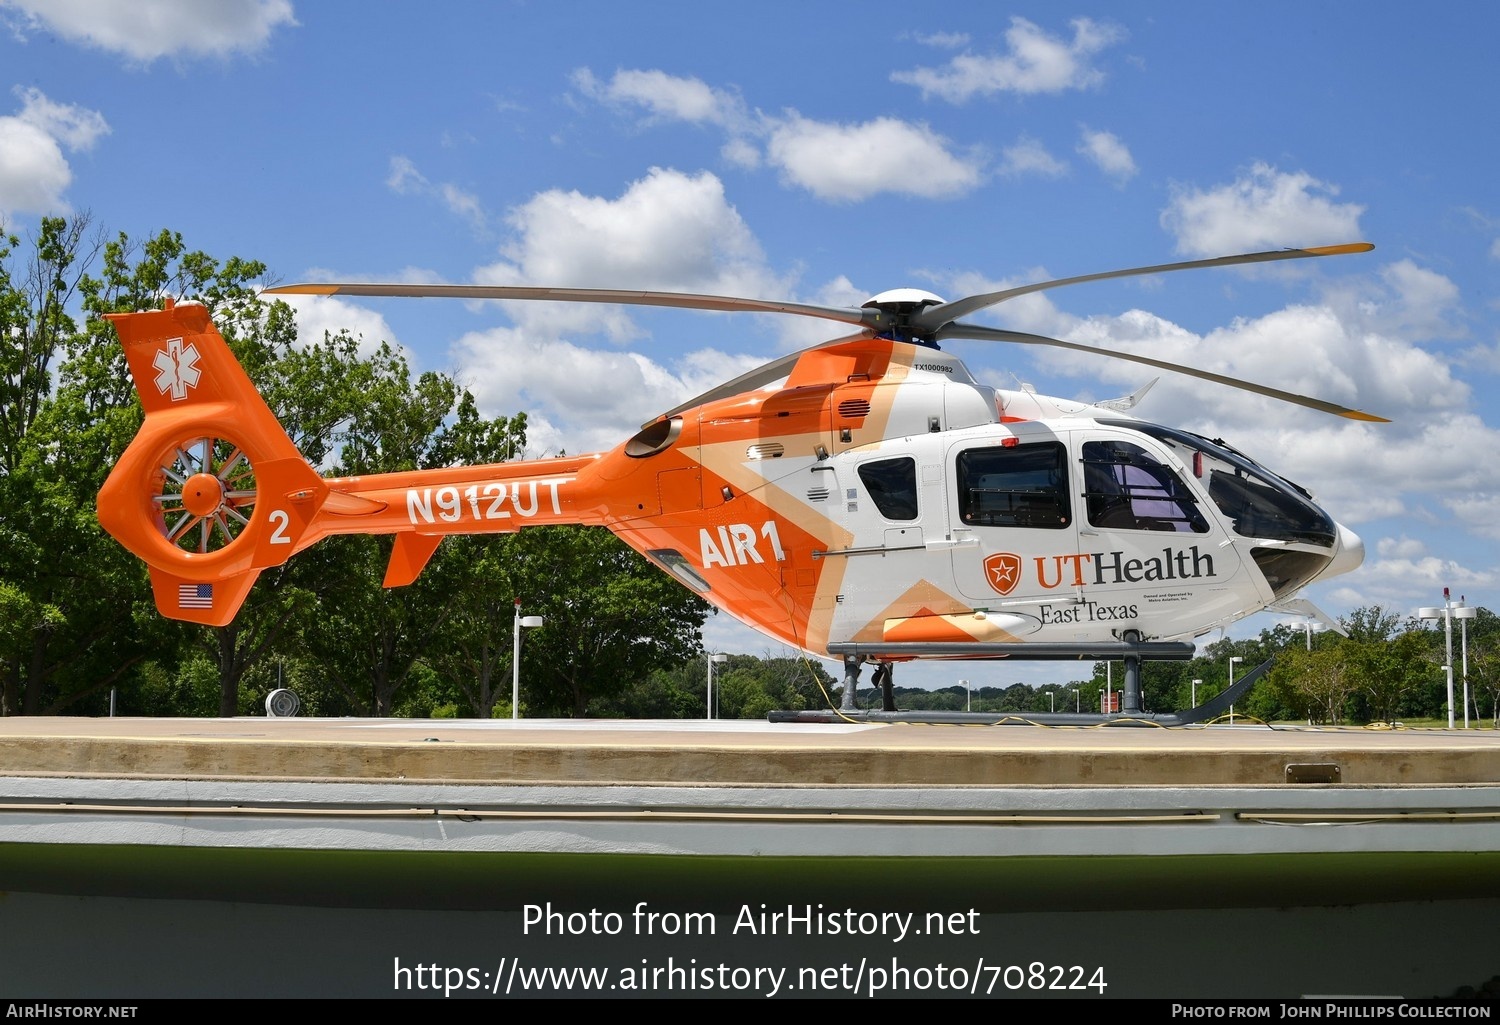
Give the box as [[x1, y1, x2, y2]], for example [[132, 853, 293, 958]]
[[96, 242, 1382, 723]]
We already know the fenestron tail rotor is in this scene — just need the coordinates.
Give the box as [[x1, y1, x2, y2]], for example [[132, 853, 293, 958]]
[[267, 241, 1385, 421], [152, 436, 259, 555]]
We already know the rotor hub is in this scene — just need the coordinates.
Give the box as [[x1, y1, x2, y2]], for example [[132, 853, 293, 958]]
[[181, 472, 225, 518], [862, 288, 946, 344]]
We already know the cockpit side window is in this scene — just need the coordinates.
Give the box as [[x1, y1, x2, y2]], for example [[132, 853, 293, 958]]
[[1082, 440, 1208, 533], [957, 442, 1070, 529], [857, 457, 919, 521], [1100, 420, 1336, 547]]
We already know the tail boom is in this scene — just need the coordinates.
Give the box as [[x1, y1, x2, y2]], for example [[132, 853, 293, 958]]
[[99, 301, 608, 625]]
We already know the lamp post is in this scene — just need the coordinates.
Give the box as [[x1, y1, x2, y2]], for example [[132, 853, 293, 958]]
[[706, 652, 728, 719], [1191, 678, 1202, 707], [1302, 622, 1325, 650], [1048, 689, 1055, 714], [960, 679, 970, 712], [1106, 661, 1113, 715], [1228, 656, 1243, 725], [1419, 589, 1462, 730], [1456, 599, 1477, 729], [512, 599, 544, 720]]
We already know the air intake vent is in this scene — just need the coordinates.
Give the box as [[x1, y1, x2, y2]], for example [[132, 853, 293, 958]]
[[806, 487, 830, 502], [746, 442, 784, 460], [838, 399, 872, 419]]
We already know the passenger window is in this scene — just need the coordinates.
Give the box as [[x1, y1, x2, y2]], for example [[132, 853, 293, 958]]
[[858, 457, 918, 520], [1082, 440, 1207, 532], [956, 443, 1070, 529]]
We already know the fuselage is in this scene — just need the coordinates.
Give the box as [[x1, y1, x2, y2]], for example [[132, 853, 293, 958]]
[[358, 339, 1362, 659]]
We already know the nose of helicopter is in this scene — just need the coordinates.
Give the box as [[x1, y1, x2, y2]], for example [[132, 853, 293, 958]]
[[1320, 522, 1364, 581]]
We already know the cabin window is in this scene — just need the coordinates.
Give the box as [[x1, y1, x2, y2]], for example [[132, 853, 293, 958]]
[[857, 457, 918, 521], [956, 443, 1070, 529], [1082, 440, 1208, 533]]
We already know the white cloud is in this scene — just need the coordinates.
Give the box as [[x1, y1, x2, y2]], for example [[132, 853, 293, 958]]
[[439, 183, 483, 226], [385, 155, 485, 230], [1460, 341, 1500, 373], [572, 67, 984, 204], [1077, 127, 1136, 183], [767, 115, 983, 201], [386, 155, 425, 194], [1162, 163, 1365, 256], [1354, 556, 1495, 592], [0, 119, 72, 218], [1448, 494, 1500, 541], [914, 31, 971, 50], [1377, 260, 1463, 339], [473, 167, 787, 339], [998, 136, 1067, 179], [892, 17, 1125, 102], [449, 171, 868, 450], [1377, 536, 1429, 559], [13, 87, 109, 149], [720, 137, 761, 169], [0, 87, 108, 217], [1, 0, 295, 63], [276, 293, 400, 359], [572, 67, 741, 127], [453, 328, 771, 455]]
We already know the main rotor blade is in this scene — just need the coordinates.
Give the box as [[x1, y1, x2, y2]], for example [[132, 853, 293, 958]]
[[912, 243, 1375, 336], [266, 282, 878, 329], [938, 322, 1390, 422], [652, 352, 804, 425], [650, 330, 875, 424]]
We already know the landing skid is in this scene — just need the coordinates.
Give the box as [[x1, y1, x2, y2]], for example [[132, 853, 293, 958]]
[[770, 640, 1272, 727]]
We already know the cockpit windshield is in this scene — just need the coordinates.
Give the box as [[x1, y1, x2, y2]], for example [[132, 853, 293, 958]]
[[1101, 421, 1336, 548]]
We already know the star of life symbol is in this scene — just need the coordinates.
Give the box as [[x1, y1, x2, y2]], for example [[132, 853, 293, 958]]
[[152, 337, 202, 401], [983, 552, 1022, 596]]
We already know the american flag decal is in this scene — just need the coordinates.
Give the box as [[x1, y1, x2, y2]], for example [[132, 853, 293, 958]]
[[178, 583, 214, 609]]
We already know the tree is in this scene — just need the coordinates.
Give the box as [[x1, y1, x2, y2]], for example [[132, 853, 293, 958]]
[[295, 342, 520, 717], [1269, 645, 1358, 724], [0, 216, 177, 715], [1464, 608, 1500, 727], [505, 526, 709, 716]]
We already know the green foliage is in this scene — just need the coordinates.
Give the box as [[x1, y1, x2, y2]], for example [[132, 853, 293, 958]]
[[504, 526, 710, 717]]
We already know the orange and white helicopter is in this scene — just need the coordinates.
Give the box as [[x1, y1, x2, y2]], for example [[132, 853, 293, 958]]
[[97, 242, 1381, 723]]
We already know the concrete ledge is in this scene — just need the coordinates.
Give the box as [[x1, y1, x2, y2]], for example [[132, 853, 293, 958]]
[[1, 716, 1498, 786]]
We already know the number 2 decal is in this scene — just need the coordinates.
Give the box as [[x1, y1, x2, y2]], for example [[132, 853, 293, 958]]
[[267, 509, 291, 544]]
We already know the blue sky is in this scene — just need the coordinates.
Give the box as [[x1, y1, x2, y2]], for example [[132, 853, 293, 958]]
[[2, 1, 1496, 690]]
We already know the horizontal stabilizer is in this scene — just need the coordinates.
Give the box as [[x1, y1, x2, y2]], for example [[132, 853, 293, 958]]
[[384, 533, 443, 588]]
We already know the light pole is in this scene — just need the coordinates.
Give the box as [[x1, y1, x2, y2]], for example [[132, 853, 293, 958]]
[[706, 652, 728, 719], [1191, 678, 1202, 707], [1456, 599, 1477, 728], [1228, 656, 1243, 725], [1302, 622, 1325, 650], [1420, 589, 1461, 730], [1071, 687, 1080, 713], [960, 679, 970, 712], [1105, 661, 1113, 714], [1048, 689, 1055, 714], [512, 599, 543, 720]]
